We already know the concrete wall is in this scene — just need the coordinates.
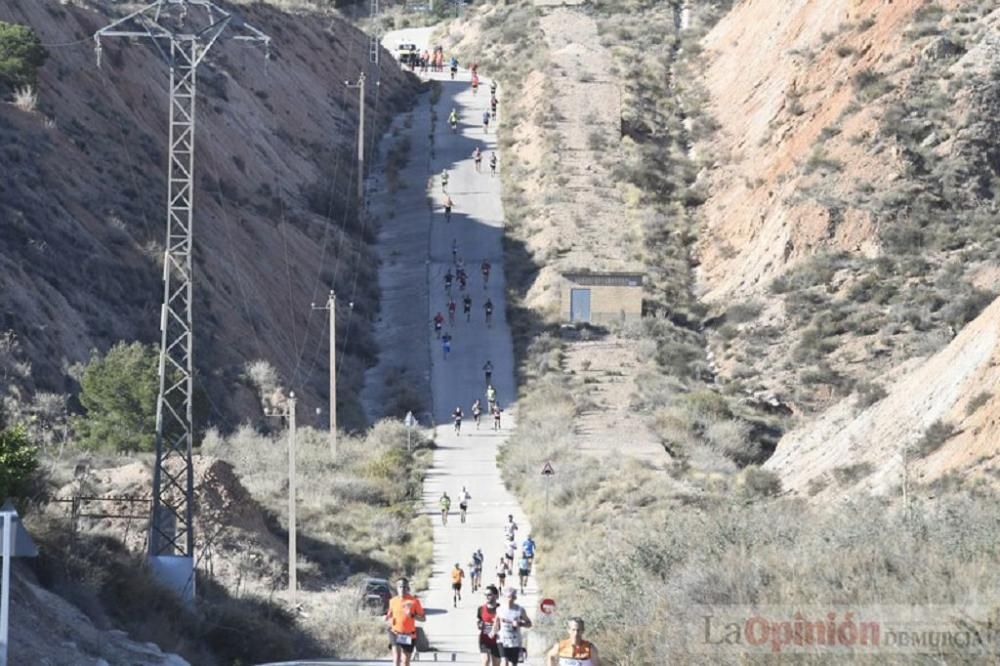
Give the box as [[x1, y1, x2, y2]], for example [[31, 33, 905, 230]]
[[560, 281, 643, 323]]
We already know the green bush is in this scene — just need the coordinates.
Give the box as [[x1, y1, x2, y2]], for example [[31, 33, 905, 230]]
[[0, 22, 47, 93], [73, 342, 159, 453], [0, 424, 38, 500]]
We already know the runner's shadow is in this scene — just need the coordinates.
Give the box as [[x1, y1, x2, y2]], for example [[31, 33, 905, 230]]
[[423, 607, 450, 616]]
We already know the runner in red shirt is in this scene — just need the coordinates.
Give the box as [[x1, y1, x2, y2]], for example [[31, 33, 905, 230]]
[[476, 585, 501, 666]]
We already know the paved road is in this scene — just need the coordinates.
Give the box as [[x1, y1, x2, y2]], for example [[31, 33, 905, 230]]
[[262, 27, 537, 666], [380, 28, 541, 660]]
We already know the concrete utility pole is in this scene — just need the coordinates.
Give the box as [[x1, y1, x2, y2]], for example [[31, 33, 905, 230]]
[[266, 392, 298, 605], [311, 291, 337, 455], [345, 73, 366, 208], [287, 393, 297, 605], [93, 0, 269, 601]]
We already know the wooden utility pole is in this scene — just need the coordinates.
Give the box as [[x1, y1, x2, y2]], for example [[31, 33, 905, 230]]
[[312, 291, 337, 455], [287, 392, 297, 605], [346, 73, 366, 208], [265, 391, 297, 605]]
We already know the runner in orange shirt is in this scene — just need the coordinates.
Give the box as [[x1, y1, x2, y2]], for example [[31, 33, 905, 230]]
[[386, 578, 426, 665], [452, 562, 466, 607]]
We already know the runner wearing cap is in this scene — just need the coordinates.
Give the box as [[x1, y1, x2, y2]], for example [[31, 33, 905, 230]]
[[493, 587, 532, 666]]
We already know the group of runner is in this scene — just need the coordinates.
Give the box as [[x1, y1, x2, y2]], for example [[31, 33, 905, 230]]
[[385, 48, 600, 666]]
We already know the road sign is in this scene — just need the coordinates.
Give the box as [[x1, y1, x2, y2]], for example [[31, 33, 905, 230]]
[[2, 500, 38, 666], [540, 598, 556, 614], [404, 411, 415, 428], [541, 462, 554, 476]]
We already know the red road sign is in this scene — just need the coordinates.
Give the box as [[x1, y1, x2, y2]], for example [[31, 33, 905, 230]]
[[541, 462, 554, 476], [540, 598, 556, 614]]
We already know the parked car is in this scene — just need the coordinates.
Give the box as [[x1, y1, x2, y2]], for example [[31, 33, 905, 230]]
[[359, 576, 392, 614], [397, 43, 418, 66]]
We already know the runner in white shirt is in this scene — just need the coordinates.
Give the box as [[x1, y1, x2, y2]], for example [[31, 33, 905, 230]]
[[493, 588, 532, 666]]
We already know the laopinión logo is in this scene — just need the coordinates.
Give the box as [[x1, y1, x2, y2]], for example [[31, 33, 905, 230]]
[[685, 605, 1000, 656]]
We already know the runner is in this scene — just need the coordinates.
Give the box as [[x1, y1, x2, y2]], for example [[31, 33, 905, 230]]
[[472, 72, 480, 94], [477, 585, 501, 666], [448, 298, 457, 325], [464, 294, 473, 322], [481, 259, 491, 287], [493, 588, 532, 666], [458, 269, 468, 291], [445, 268, 453, 293], [386, 578, 426, 666], [474, 146, 483, 172], [522, 534, 536, 563], [503, 514, 518, 542], [441, 168, 449, 192], [482, 110, 490, 133], [450, 56, 459, 79], [439, 492, 451, 525], [484, 298, 494, 327], [470, 551, 484, 593], [483, 360, 494, 386], [449, 108, 458, 131], [451, 562, 465, 607], [518, 551, 533, 593], [486, 384, 497, 411], [504, 539, 517, 569], [444, 195, 453, 223], [453, 405, 463, 435], [442, 332, 453, 360], [490, 94, 498, 120], [490, 79, 498, 96], [489, 152, 498, 177], [496, 557, 510, 589], [452, 238, 459, 265], [472, 398, 483, 429], [546, 617, 601, 666], [492, 403, 502, 431], [459, 485, 472, 523], [433, 311, 444, 339]]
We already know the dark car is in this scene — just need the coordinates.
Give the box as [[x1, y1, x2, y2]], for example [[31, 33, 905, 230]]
[[359, 576, 392, 614]]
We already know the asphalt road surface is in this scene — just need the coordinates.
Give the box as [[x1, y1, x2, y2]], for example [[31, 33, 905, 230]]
[[386, 28, 542, 660]]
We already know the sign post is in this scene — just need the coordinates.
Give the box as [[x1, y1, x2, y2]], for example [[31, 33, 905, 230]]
[[1, 500, 38, 666], [541, 462, 555, 514]]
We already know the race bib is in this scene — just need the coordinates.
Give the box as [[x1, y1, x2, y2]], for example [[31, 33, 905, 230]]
[[559, 660, 587, 666], [394, 633, 413, 646]]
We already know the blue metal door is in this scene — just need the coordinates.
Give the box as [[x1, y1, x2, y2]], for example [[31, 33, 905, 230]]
[[570, 288, 591, 322]]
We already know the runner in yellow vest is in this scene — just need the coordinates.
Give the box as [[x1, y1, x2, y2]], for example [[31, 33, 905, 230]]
[[546, 617, 600, 666]]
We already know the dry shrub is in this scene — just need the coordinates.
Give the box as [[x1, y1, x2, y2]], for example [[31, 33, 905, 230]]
[[13, 85, 36, 112]]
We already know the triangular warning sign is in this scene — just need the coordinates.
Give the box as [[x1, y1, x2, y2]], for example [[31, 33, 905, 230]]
[[541, 462, 555, 476]]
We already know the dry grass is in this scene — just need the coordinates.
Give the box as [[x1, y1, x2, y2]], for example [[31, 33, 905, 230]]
[[500, 340, 1000, 664], [204, 419, 435, 590]]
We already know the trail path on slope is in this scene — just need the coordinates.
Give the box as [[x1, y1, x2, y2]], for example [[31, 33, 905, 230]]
[[374, 27, 541, 660]]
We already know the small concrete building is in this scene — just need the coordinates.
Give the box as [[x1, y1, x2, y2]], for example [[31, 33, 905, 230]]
[[560, 271, 644, 324]]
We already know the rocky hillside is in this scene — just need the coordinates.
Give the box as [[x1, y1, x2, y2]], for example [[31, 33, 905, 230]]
[[696, 0, 1000, 416], [0, 0, 419, 429]]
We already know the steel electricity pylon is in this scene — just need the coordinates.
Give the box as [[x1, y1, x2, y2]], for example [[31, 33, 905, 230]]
[[93, 1, 270, 600], [368, 0, 380, 64]]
